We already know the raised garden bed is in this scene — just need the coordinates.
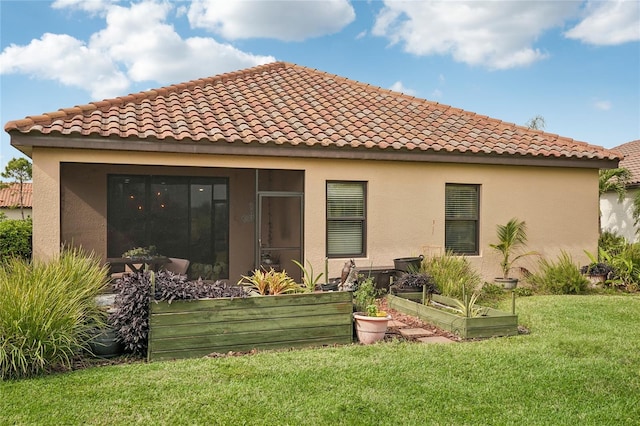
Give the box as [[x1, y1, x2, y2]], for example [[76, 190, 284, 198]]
[[148, 291, 353, 361], [386, 292, 518, 339]]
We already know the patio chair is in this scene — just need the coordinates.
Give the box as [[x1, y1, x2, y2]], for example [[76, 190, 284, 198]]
[[110, 263, 142, 281], [164, 257, 190, 275]]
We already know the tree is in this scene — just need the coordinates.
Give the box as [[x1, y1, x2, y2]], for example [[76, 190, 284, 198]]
[[599, 168, 630, 200], [1, 157, 32, 220], [525, 115, 546, 130]]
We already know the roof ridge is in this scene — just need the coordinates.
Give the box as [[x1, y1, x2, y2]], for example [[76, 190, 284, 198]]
[[4, 62, 287, 132]]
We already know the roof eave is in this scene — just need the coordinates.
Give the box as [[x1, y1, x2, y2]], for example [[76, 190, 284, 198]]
[[10, 133, 620, 169]]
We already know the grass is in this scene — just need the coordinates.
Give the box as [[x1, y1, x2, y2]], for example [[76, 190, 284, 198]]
[[2, 294, 640, 425]]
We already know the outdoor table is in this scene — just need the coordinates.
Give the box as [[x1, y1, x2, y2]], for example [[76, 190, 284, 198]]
[[106, 256, 171, 273]]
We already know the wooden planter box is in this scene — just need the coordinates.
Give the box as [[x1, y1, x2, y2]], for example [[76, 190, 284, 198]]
[[387, 293, 518, 339], [148, 291, 353, 361]]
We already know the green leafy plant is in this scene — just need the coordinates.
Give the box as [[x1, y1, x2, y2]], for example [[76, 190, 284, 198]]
[[0, 248, 109, 379], [0, 217, 32, 262], [292, 259, 324, 292], [122, 245, 158, 260], [353, 275, 384, 314], [598, 231, 627, 256], [451, 288, 486, 318], [528, 251, 589, 295], [489, 218, 537, 279], [420, 251, 481, 299], [239, 268, 301, 295], [602, 245, 640, 291]]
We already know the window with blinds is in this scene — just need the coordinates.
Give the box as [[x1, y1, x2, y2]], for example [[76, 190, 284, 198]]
[[326, 181, 366, 257], [445, 184, 480, 255]]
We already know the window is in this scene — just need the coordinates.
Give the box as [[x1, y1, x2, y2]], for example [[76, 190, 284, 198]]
[[107, 175, 229, 278], [326, 181, 366, 257], [445, 184, 479, 255]]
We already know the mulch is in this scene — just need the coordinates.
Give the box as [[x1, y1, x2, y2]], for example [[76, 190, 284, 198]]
[[378, 298, 462, 342]]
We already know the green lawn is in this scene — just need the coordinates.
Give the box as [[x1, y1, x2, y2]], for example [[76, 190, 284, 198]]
[[2, 294, 639, 425]]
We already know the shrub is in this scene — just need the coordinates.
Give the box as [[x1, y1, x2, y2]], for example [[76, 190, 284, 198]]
[[353, 276, 380, 313], [238, 268, 301, 295], [528, 251, 589, 295], [0, 218, 32, 262], [599, 231, 627, 256], [478, 282, 508, 305], [110, 271, 246, 356], [420, 251, 482, 299], [0, 248, 109, 379], [602, 245, 640, 292]]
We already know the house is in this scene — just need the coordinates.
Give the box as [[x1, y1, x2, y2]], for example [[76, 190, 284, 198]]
[[3, 62, 621, 283], [600, 139, 640, 242], [0, 182, 32, 220]]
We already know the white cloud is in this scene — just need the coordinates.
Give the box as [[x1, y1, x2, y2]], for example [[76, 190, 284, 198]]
[[389, 81, 416, 96], [372, 1, 579, 69], [431, 89, 443, 99], [52, 0, 115, 14], [0, 33, 129, 100], [593, 100, 613, 111], [565, 0, 640, 45], [187, 0, 355, 41], [0, 1, 275, 100]]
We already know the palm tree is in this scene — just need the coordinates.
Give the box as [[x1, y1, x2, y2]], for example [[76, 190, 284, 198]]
[[599, 168, 630, 200], [489, 218, 537, 279]]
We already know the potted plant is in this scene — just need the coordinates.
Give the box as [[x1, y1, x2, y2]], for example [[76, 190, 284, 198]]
[[352, 276, 390, 344], [489, 218, 537, 289], [580, 249, 613, 286], [122, 245, 159, 260]]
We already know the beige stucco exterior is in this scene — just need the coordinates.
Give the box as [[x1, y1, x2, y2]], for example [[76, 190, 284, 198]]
[[29, 144, 600, 283]]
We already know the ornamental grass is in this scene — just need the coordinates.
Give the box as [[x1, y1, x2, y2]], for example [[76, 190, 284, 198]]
[[0, 248, 110, 379]]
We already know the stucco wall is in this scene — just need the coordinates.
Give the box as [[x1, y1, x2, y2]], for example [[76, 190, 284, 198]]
[[33, 146, 599, 283], [600, 189, 639, 242], [0, 208, 31, 220]]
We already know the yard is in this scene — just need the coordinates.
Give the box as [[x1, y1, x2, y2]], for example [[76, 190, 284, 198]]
[[2, 294, 639, 425]]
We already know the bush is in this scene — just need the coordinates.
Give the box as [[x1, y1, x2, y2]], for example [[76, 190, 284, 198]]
[[602, 244, 640, 292], [0, 218, 32, 262], [478, 282, 508, 305], [599, 231, 627, 256], [0, 248, 109, 379], [110, 271, 246, 356], [528, 251, 589, 295], [420, 251, 482, 299]]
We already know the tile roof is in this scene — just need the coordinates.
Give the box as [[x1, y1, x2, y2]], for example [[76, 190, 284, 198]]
[[0, 182, 32, 208], [4, 62, 620, 163], [612, 140, 640, 185]]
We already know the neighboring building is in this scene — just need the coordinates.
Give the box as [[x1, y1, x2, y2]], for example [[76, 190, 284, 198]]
[[601, 140, 640, 242], [0, 182, 32, 220], [3, 62, 621, 282]]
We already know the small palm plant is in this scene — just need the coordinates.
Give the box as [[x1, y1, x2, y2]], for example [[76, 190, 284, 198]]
[[489, 218, 537, 279]]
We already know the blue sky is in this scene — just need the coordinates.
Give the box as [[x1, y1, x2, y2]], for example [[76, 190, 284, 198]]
[[1, 0, 639, 173]]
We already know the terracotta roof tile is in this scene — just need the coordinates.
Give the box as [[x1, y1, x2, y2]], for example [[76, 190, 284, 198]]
[[4, 62, 620, 162], [0, 183, 32, 208], [611, 140, 640, 184]]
